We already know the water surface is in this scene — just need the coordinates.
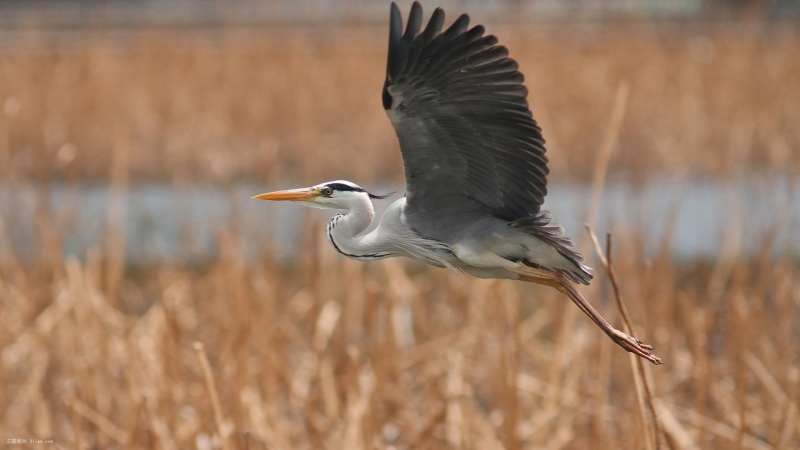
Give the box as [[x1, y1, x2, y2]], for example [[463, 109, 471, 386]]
[[1, 177, 797, 264]]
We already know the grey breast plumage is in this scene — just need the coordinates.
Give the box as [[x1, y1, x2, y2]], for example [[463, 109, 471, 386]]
[[383, 2, 550, 242]]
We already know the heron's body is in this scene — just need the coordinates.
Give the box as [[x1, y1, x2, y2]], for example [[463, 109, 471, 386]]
[[324, 191, 589, 284], [254, 2, 661, 364]]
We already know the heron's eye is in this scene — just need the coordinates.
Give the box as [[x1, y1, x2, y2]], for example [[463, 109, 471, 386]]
[[322, 188, 333, 196]]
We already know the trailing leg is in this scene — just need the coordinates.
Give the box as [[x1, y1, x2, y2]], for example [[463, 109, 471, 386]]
[[515, 267, 662, 365]]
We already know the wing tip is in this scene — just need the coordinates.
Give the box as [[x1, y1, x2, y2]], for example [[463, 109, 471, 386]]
[[444, 13, 470, 38], [387, 2, 409, 81], [404, 2, 423, 41], [423, 8, 445, 43], [389, 2, 403, 42]]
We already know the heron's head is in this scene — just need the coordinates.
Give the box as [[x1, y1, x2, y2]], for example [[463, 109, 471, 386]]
[[252, 180, 390, 210]]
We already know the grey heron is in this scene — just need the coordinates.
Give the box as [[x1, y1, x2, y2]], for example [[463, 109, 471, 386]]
[[254, 2, 661, 365]]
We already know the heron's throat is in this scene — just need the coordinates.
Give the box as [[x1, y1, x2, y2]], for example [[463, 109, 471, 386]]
[[325, 195, 387, 260]]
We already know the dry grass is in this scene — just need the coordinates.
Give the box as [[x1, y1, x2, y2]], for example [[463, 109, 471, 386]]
[[1, 22, 799, 449], [2, 214, 798, 449], [0, 22, 799, 184]]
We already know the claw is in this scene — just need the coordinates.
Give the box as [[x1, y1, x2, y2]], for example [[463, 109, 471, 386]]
[[611, 329, 663, 365]]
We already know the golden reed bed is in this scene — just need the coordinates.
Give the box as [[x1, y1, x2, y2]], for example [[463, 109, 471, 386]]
[[0, 22, 799, 449], [0, 23, 798, 184]]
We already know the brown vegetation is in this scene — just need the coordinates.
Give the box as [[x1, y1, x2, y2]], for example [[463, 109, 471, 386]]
[[0, 23, 799, 184], [2, 210, 798, 448]]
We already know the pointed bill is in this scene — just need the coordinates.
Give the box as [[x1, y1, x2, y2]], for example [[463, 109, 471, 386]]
[[252, 188, 316, 201]]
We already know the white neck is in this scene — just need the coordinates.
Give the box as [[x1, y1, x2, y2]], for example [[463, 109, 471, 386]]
[[325, 194, 389, 260]]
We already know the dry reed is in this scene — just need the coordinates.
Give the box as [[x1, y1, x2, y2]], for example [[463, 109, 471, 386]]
[[2, 211, 797, 448], [0, 23, 799, 184]]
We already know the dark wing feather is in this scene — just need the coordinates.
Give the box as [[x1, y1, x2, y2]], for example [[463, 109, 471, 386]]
[[384, 2, 549, 240]]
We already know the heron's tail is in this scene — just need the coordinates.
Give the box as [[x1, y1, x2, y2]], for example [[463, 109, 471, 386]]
[[509, 211, 593, 285]]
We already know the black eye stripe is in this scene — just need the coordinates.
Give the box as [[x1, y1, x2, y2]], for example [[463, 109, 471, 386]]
[[325, 183, 364, 193], [324, 183, 393, 200]]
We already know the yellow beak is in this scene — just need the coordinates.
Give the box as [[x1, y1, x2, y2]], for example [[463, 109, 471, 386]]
[[252, 188, 317, 202]]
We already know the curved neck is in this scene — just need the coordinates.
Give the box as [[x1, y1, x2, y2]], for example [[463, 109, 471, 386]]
[[326, 195, 387, 260]]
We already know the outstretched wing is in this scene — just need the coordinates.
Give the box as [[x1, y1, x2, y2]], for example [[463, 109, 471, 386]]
[[384, 2, 549, 241]]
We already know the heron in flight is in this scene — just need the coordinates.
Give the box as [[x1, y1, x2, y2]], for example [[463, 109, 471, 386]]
[[254, 2, 661, 364]]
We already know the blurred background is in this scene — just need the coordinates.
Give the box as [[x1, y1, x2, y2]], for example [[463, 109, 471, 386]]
[[1, 0, 798, 449]]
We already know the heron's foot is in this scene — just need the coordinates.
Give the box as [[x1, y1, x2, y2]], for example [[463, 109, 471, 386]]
[[610, 329, 663, 365]]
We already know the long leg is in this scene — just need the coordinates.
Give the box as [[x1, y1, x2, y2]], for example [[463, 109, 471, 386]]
[[515, 267, 662, 365]]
